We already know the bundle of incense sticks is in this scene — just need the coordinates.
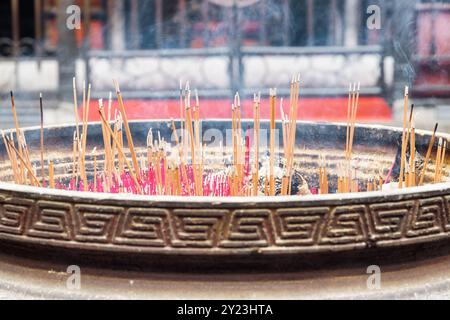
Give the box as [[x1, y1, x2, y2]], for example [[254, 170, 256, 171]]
[[338, 82, 360, 193], [318, 155, 328, 194], [1, 78, 448, 197]]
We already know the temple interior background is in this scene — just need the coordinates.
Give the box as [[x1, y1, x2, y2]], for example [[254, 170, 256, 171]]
[[0, 0, 449, 131]]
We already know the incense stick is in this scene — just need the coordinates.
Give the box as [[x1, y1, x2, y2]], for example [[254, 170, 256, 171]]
[[286, 75, 300, 194], [72, 131, 77, 181], [253, 92, 261, 196], [10, 91, 25, 184], [399, 86, 409, 188], [39, 93, 45, 186], [347, 82, 360, 184], [409, 121, 416, 187], [419, 123, 438, 185], [49, 160, 55, 189], [5, 136, 41, 187], [73, 77, 80, 143], [269, 88, 276, 196], [113, 80, 141, 182], [98, 106, 143, 194], [1, 130, 19, 183], [92, 147, 97, 192], [435, 138, 443, 183], [438, 140, 447, 183]]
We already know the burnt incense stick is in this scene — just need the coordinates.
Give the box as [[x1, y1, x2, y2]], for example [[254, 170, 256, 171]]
[[39, 93, 45, 186], [10, 91, 25, 184], [419, 123, 438, 185], [435, 138, 443, 183]]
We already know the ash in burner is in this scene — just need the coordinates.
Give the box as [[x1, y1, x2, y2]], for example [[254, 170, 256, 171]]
[[256, 155, 310, 196]]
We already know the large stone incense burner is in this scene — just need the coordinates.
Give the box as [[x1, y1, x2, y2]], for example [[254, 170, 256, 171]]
[[0, 120, 449, 272]]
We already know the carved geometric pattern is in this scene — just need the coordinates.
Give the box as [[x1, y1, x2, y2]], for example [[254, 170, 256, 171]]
[[220, 209, 272, 248], [73, 204, 123, 243], [319, 205, 367, 245], [442, 195, 450, 231], [273, 207, 329, 246], [406, 198, 443, 237], [26, 201, 72, 240], [0, 195, 33, 235], [367, 201, 413, 241], [170, 209, 227, 248], [1, 192, 450, 253], [113, 208, 170, 247]]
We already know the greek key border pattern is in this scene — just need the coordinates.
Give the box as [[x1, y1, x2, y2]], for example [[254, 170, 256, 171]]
[[1, 193, 450, 253]]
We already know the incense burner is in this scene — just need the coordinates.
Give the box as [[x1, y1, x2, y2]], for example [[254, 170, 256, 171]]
[[0, 120, 449, 270]]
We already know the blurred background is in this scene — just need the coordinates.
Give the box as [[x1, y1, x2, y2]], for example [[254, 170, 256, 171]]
[[0, 0, 448, 131]]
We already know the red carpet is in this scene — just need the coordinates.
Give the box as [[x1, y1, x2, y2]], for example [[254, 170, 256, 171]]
[[85, 97, 391, 122]]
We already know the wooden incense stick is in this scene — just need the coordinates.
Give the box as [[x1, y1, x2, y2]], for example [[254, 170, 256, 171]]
[[403, 104, 415, 187], [98, 107, 143, 194], [419, 123, 438, 185], [1, 130, 19, 183], [347, 82, 360, 190], [435, 138, 443, 183], [39, 93, 45, 186], [345, 83, 352, 159], [409, 121, 416, 187], [113, 80, 141, 180], [72, 77, 80, 143], [194, 89, 203, 195], [5, 137, 41, 187], [399, 86, 409, 188], [179, 79, 185, 157], [253, 92, 261, 196], [92, 147, 97, 192], [269, 88, 276, 196], [10, 91, 25, 184], [286, 75, 300, 194], [49, 160, 55, 189], [185, 83, 201, 195], [438, 140, 447, 182], [72, 131, 77, 180]]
